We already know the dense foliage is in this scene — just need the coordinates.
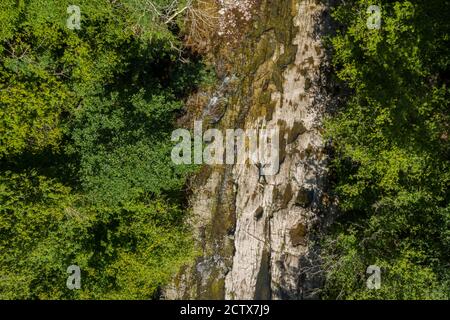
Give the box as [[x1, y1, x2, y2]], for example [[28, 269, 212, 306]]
[[322, 0, 449, 299], [2, 0, 448, 301], [0, 0, 203, 299]]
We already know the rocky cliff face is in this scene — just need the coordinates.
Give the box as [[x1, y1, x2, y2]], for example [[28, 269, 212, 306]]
[[165, 0, 333, 300]]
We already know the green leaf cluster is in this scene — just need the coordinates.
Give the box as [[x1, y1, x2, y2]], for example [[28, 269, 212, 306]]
[[0, 0, 202, 299], [322, 0, 450, 299]]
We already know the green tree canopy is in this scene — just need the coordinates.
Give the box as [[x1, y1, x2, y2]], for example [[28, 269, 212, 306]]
[[322, 0, 449, 300], [0, 0, 204, 299]]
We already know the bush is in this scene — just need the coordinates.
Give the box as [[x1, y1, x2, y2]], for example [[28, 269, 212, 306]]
[[322, 0, 450, 299], [0, 0, 203, 299]]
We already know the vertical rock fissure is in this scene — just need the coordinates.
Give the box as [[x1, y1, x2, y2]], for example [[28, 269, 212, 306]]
[[254, 215, 272, 300]]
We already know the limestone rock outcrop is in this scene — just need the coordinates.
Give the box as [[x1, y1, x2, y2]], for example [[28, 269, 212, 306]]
[[164, 0, 333, 300]]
